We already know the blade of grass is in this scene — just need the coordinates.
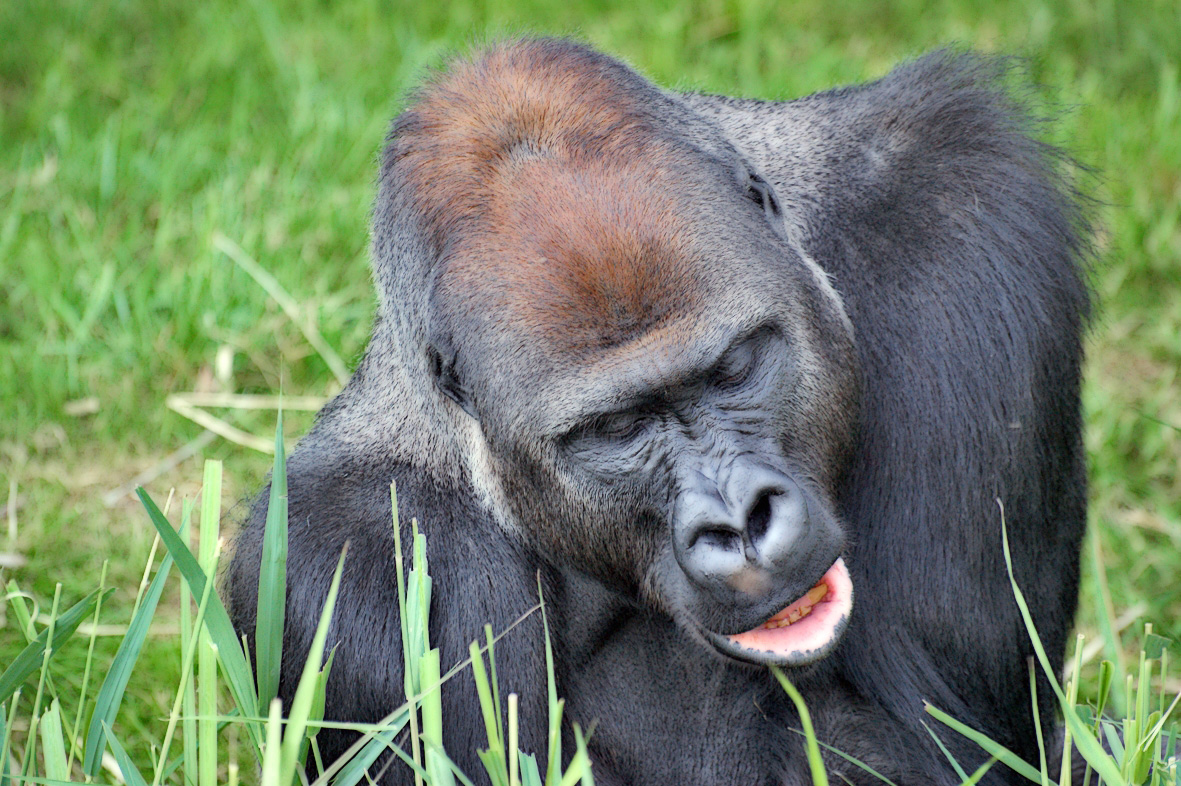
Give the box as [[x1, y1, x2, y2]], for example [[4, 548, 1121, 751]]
[[278, 546, 347, 786], [509, 693, 519, 786], [137, 487, 263, 754], [470, 638, 505, 779], [924, 703, 1047, 784], [199, 461, 223, 786], [1061, 634, 1085, 786], [0, 588, 106, 704], [801, 734, 899, 786], [84, 527, 176, 775], [213, 233, 349, 385], [572, 723, 595, 786], [519, 752, 543, 786], [919, 718, 970, 783], [39, 698, 68, 781], [180, 499, 199, 786], [997, 503, 1126, 786], [537, 579, 561, 786], [420, 648, 457, 786], [1028, 660, 1049, 786], [0, 697, 13, 786], [152, 539, 221, 786], [21, 584, 62, 783], [261, 699, 283, 786], [256, 416, 288, 713], [1090, 533, 1126, 713], [102, 721, 150, 786], [318, 708, 411, 786], [770, 666, 829, 786], [557, 724, 592, 786], [424, 744, 477, 786], [391, 483, 425, 786], [962, 756, 998, 786], [487, 625, 505, 755], [298, 646, 335, 775]]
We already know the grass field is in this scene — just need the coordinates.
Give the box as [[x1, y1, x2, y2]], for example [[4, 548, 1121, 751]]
[[1, 0, 1178, 779]]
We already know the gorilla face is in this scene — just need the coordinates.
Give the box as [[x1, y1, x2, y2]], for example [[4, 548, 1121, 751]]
[[555, 323, 855, 667], [413, 52, 862, 667], [430, 161, 861, 668]]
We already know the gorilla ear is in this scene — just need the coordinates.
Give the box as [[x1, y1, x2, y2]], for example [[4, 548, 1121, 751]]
[[746, 171, 781, 219], [427, 336, 477, 418]]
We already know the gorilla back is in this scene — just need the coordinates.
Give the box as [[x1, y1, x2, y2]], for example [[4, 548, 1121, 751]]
[[228, 39, 1090, 785]]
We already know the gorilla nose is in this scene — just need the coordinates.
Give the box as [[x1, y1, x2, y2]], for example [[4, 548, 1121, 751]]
[[675, 472, 809, 601]]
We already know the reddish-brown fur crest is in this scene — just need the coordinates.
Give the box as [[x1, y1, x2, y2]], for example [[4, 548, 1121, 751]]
[[391, 39, 705, 352]]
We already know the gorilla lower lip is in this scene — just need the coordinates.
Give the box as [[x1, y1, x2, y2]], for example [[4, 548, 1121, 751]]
[[718, 557, 853, 665]]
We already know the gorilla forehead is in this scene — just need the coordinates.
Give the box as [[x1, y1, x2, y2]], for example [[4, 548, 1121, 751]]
[[440, 154, 710, 354], [390, 38, 766, 355]]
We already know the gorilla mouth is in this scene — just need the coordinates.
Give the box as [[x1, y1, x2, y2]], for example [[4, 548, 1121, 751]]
[[706, 558, 853, 666]]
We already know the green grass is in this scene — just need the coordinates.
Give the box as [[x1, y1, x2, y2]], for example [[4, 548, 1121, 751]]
[[1, 0, 1178, 778]]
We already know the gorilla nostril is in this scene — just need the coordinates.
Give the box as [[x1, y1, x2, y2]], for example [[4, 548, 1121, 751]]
[[695, 527, 743, 554], [746, 492, 773, 546]]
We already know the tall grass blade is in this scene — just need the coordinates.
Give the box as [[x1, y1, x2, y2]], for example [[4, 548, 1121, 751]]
[[198, 461, 223, 786], [924, 703, 1047, 783], [279, 546, 348, 786], [919, 719, 970, 782], [102, 721, 150, 786], [390, 483, 425, 786], [962, 757, 998, 786], [1089, 533, 1126, 713], [22, 583, 61, 782], [67, 560, 107, 775], [486, 625, 504, 753], [556, 724, 592, 786], [257, 415, 289, 712], [538, 581, 562, 786], [998, 506, 1126, 786], [571, 723, 595, 786], [179, 499, 199, 786], [420, 647, 457, 786], [84, 537, 175, 775], [509, 693, 519, 786], [770, 667, 829, 786], [804, 736, 898, 786], [519, 752, 544, 786], [1028, 661, 1049, 786], [1144, 635, 1172, 661], [320, 708, 411, 786], [39, 698, 68, 781], [470, 638, 506, 780], [0, 699, 11, 786], [299, 646, 335, 773], [261, 699, 283, 786], [137, 487, 262, 752], [1062, 633, 1085, 786], [150, 538, 220, 786], [0, 589, 106, 704]]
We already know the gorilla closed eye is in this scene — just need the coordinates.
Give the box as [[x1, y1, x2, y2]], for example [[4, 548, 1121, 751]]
[[714, 339, 759, 390], [585, 411, 652, 443]]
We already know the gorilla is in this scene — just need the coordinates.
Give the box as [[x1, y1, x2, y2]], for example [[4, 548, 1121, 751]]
[[228, 39, 1091, 785]]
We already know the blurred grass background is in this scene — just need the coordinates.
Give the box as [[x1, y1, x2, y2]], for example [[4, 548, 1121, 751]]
[[1, 0, 1178, 766]]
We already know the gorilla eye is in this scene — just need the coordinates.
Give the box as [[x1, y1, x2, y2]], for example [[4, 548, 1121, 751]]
[[715, 340, 759, 389], [590, 412, 651, 443], [745, 172, 780, 217]]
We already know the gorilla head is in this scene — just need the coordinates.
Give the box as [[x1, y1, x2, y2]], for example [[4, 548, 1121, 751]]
[[389, 41, 859, 666], [230, 37, 1090, 786]]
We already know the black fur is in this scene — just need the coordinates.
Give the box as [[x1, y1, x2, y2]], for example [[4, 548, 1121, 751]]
[[228, 41, 1090, 785]]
